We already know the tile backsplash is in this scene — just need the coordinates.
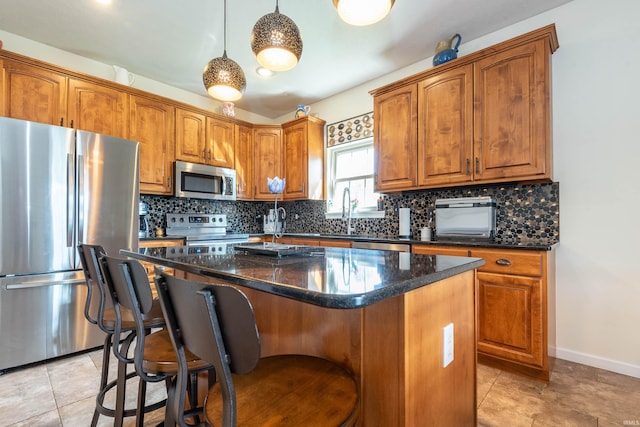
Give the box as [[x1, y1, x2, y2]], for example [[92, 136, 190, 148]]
[[142, 181, 559, 245]]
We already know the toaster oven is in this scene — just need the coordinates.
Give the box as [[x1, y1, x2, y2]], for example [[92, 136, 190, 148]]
[[435, 197, 496, 241]]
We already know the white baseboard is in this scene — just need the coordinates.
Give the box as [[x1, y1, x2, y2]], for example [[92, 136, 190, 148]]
[[550, 345, 640, 379]]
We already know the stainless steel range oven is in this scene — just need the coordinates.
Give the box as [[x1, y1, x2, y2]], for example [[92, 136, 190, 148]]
[[165, 213, 249, 251]]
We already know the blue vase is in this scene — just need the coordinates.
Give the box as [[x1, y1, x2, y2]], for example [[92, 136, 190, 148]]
[[433, 34, 462, 66]]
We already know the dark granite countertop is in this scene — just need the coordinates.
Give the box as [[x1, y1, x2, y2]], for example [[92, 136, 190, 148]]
[[121, 245, 484, 309]]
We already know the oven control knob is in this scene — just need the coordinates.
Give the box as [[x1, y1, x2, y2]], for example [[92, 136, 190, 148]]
[[170, 217, 176, 223], [179, 217, 185, 223]]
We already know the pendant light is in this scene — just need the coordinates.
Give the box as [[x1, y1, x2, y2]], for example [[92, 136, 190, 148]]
[[202, 0, 246, 101], [333, 0, 395, 26], [250, 0, 303, 72]]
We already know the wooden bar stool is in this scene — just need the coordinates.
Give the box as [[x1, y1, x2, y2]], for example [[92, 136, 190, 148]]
[[155, 271, 360, 427], [77, 244, 166, 426], [99, 255, 214, 426]]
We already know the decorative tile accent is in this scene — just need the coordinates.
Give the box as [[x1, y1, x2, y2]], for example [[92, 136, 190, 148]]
[[327, 112, 373, 146]]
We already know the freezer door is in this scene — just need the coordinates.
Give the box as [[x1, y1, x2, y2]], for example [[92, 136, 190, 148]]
[[0, 117, 76, 276], [0, 272, 105, 371], [75, 130, 139, 265]]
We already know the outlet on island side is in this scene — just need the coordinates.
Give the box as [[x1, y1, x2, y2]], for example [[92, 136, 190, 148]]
[[443, 322, 454, 368]]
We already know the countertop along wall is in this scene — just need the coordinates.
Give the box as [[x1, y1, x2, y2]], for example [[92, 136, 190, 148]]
[[2, 0, 639, 377], [300, 0, 640, 377]]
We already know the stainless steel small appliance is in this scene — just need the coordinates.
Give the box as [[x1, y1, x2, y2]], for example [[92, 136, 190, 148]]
[[166, 213, 249, 250], [139, 202, 151, 238], [435, 196, 496, 240], [174, 161, 236, 201]]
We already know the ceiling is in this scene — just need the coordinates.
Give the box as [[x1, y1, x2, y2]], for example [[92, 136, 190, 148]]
[[0, 0, 572, 119]]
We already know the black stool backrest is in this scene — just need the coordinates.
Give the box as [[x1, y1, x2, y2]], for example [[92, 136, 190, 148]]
[[77, 243, 109, 331], [155, 271, 261, 426], [99, 255, 158, 380]]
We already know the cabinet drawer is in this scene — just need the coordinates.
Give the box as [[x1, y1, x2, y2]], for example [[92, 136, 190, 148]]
[[412, 245, 469, 256], [470, 249, 542, 277]]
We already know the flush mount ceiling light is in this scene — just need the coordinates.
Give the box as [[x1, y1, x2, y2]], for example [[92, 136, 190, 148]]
[[202, 0, 246, 101], [333, 0, 395, 26], [250, 0, 303, 72]]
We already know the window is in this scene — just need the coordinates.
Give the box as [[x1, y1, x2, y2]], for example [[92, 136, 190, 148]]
[[326, 138, 382, 217]]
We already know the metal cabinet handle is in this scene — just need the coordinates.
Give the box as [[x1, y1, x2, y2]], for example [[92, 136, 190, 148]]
[[466, 158, 471, 175], [475, 157, 480, 174], [202, 149, 206, 160], [60, 117, 64, 126], [496, 258, 512, 266]]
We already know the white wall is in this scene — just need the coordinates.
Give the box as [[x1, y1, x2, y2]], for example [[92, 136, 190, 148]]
[[306, 0, 640, 377], [0, 29, 272, 124]]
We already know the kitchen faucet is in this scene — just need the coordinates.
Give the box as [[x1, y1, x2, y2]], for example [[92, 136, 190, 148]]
[[342, 187, 355, 235]]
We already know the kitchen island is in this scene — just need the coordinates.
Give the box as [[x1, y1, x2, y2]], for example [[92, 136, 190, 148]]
[[122, 244, 484, 426]]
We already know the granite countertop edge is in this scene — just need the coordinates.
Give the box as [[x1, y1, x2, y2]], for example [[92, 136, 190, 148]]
[[122, 249, 484, 309]]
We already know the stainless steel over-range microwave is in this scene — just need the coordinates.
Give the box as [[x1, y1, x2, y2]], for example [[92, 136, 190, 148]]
[[174, 161, 236, 201]]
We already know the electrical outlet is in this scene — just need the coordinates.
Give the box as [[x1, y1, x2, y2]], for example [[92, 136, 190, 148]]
[[443, 323, 454, 368]]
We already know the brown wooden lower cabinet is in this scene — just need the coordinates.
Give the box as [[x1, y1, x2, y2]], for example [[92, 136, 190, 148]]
[[414, 243, 555, 381]]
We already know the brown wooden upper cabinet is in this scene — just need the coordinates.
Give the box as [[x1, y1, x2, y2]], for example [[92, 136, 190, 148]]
[[68, 78, 129, 139], [371, 24, 558, 192], [373, 84, 418, 192], [175, 109, 235, 169], [1, 59, 67, 126], [175, 108, 206, 163], [235, 123, 254, 200], [1, 59, 128, 138], [253, 125, 282, 200], [282, 116, 325, 200], [130, 95, 175, 195]]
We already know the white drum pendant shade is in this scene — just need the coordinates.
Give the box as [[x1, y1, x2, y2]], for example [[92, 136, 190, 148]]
[[251, 5, 303, 72], [333, 0, 395, 26]]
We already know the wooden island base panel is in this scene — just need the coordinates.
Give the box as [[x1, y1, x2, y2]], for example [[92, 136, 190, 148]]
[[184, 269, 477, 426], [124, 246, 482, 426]]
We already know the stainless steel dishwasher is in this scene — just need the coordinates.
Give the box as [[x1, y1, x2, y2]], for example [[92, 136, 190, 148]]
[[351, 241, 411, 252]]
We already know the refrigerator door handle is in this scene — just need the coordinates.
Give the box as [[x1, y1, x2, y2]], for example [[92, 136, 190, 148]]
[[77, 154, 85, 243], [67, 153, 75, 247], [5, 278, 86, 290]]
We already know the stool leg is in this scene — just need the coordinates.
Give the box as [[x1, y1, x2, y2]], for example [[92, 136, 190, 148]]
[[114, 358, 127, 426], [136, 376, 147, 427], [92, 333, 113, 427]]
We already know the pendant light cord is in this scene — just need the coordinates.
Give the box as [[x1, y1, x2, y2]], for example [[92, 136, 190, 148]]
[[223, 0, 228, 55]]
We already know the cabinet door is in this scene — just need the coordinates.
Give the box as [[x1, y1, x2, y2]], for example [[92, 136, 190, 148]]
[[283, 121, 308, 200], [67, 78, 128, 138], [175, 108, 205, 163], [417, 65, 473, 186], [253, 126, 282, 200], [205, 116, 235, 168], [373, 85, 417, 192], [474, 39, 551, 181], [476, 271, 544, 368], [283, 116, 325, 200], [130, 95, 175, 195], [235, 124, 254, 200], [1, 60, 67, 125]]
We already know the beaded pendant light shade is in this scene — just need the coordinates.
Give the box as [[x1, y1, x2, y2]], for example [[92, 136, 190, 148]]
[[250, 0, 303, 72], [333, 0, 395, 26], [202, 0, 246, 101]]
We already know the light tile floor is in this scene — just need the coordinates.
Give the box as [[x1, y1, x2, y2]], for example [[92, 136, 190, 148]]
[[1, 349, 639, 426]]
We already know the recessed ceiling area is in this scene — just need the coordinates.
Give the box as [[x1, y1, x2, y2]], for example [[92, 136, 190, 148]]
[[0, 0, 573, 119]]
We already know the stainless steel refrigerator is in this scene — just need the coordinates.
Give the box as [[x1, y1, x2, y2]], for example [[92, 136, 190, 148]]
[[0, 117, 139, 371]]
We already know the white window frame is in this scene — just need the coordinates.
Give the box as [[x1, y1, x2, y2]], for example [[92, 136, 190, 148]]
[[325, 137, 384, 219]]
